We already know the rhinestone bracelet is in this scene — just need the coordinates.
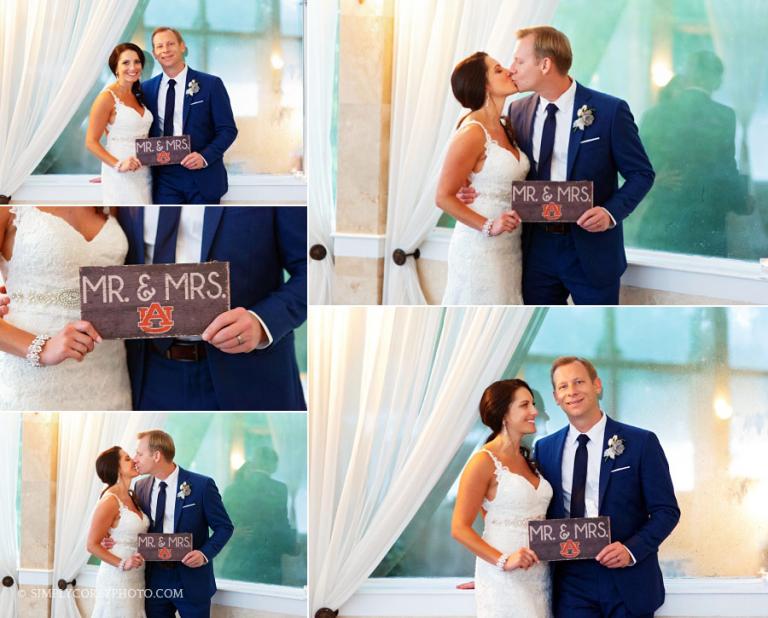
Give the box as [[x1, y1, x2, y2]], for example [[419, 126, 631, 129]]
[[496, 552, 509, 571], [482, 218, 494, 238], [25, 334, 51, 368], [118, 558, 127, 571]]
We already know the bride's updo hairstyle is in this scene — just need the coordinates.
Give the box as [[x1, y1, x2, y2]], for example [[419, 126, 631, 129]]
[[479, 379, 537, 472], [96, 446, 122, 496], [108, 42, 146, 106], [451, 51, 517, 143]]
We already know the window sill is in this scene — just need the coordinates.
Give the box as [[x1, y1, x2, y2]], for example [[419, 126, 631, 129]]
[[339, 577, 768, 616], [11, 173, 307, 205]]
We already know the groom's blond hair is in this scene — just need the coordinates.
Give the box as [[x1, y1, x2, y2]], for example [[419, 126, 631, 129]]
[[138, 430, 175, 461], [151, 27, 185, 46], [516, 26, 572, 75]]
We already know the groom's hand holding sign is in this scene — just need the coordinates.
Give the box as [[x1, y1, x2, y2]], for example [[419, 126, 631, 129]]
[[202, 306, 266, 353]]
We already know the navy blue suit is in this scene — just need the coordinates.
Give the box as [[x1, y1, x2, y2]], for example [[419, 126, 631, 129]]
[[142, 68, 237, 204], [508, 83, 655, 304], [135, 467, 234, 615], [533, 417, 680, 616], [117, 207, 307, 411]]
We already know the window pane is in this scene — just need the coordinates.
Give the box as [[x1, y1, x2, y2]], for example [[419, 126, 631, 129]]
[[375, 307, 768, 579], [33, 0, 303, 176], [164, 413, 307, 586]]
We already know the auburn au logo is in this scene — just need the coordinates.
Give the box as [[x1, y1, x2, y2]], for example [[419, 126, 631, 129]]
[[158, 547, 172, 560], [137, 302, 175, 334], [559, 539, 581, 559], [542, 201, 563, 221], [157, 150, 171, 164]]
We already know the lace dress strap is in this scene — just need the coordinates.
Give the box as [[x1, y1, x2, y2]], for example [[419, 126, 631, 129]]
[[104, 88, 121, 106], [459, 119, 492, 143], [481, 448, 505, 474], [103, 492, 125, 509]]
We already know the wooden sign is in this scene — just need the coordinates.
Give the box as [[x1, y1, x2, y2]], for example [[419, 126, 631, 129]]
[[137, 533, 193, 562], [79, 262, 230, 340], [135, 135, 192, 166], [528, 516, 611, 562], [511, 180, 593, 222]]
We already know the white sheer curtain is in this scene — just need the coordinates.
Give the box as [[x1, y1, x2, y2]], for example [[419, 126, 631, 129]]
[[51, 412, 164, 618], [0, 413, 20, 617], [0, 0, 138, 198], [383, 0, 560, 304], [308, 306, 541, 613], [306, 0, 338, 304]]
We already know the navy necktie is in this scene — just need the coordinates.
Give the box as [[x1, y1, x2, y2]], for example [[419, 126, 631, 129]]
[[153, 206, 181, 265], [570, 434, 589, 518], [537, 102, 558, 180], [151, 481, 168, 533], [163, 79, 176, 137]]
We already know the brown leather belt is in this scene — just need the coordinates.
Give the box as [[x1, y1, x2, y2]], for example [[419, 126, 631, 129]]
[[541, 222, 571, 235], [155, 561, 178, 570], [152, 340, 207, 362]]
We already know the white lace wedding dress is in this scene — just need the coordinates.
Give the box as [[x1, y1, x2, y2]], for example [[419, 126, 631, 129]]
[[92, 493, 150, 617], [100, 90, 153, 205], [442, 121, 530, 305], [475, 449, 553, 618], [0, 207, 132, 410]]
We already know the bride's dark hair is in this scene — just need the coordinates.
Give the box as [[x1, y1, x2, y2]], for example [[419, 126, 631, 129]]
[[479, 379, 537, 472], [451, 51, 517, 144], [95, 446, 139, 507], [108, 42, 146, 107]]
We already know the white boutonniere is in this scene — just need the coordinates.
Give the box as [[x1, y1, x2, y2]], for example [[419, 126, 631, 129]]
[[603, 435, 625, 460], [572, 104, 595, 131], [177, 481, 192, 499], [186, 80, 200, 97]]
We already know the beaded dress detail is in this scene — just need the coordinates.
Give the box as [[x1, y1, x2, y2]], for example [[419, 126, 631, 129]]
[[442, 121, 530, 305], [91, 493, 150, 617], [0, 207, 131, 410], [100, 90, 153, 205], [474, 449, 553, 618]]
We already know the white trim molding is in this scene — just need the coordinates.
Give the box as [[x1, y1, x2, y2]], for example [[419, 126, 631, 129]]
[[17, 567, 307, 615], [10, 173, 307, 205], [340, 577, 768, 617], [332, 232, 387, 259]]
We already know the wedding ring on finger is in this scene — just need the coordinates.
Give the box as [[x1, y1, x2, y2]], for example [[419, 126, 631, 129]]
[[236, 334, 244, 346]]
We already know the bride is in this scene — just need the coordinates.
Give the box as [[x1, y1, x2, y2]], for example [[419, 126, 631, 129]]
[[0, 206, 132, 410], [452, 379, 553, 618], [87, 446, 149, 617], [85, 42, 153, 205], [437, 52, 530, 305]]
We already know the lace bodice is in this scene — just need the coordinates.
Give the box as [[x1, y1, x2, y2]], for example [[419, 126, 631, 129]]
[[92, 494, 149, 618], [442, 121, 530, 305], [0, 207, 132, 410], [474, 449, 553, 618], [101, 89, 153, 205]]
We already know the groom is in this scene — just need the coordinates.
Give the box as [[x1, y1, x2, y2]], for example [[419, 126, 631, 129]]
[[533, 357, 680, 617], [133, 429, 234, 617], [144, 27, 237, 204]]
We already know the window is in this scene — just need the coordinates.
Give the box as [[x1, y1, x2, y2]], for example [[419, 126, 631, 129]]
[[164, 412, 307, 586], [33, 0, 304, 177], [374, 307, 768, 579], [438, 0, 768, 262]]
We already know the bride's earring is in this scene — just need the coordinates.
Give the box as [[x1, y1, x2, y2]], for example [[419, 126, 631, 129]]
[[502, 421, 509, 438]]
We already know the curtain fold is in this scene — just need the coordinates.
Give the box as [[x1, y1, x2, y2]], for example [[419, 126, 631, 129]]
[[309, 306, 543, 613], [383, 0, 560, 304], [0, 0, 139, 197], [306, 0, 338, 304], [0, 413, 20, 617], [51, 412, 164, 618]]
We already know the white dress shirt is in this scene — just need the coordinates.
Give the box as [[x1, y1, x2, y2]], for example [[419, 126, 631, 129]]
[[157, 65, 188, 137], [142, 206, 273, 348], [150, 464, 179, 533], [532, 78, 577, 182], [561, 411, 607, 518]]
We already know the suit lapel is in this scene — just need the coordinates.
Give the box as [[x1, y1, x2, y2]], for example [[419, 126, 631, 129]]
[[182, 68, 196, 133], [139, 476, 153, 519], [173, 467, 188, 533], [524, 95, 540, 159], [551, 426, 569, 505], [201, 207, 224, 261], [566, 82, 592, 179], [598, 416, 618, 511], [131, 207, 145, 264]]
